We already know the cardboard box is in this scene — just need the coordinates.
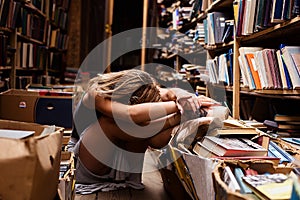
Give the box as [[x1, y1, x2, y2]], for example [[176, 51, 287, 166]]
[[58, 151, 75, 200], [0, 119, 63, 200], [166, 146, 218, 200], [212, 160, 293, 200], [0, 89, 73, 128]]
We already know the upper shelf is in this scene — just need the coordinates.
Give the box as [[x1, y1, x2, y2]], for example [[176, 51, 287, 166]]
[[240, 17, 300, 46]]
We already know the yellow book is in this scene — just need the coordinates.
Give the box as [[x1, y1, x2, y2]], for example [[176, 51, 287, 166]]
[[233, 0, 240, 27], [243, 173, 293, 200]]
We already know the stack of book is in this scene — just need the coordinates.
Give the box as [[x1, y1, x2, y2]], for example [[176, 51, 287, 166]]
[[274, 114, 300, 137], [192, 126, 300, 165]]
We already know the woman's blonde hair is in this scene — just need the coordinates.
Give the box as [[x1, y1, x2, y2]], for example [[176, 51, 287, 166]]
[[88, 69, 161, 104]]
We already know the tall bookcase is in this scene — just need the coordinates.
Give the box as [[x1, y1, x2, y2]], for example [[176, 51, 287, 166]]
[[159, 0, 300, 121], [0, 0, 70, 91]]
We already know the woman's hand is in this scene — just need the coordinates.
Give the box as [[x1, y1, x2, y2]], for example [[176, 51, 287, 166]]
[[176, 95, 221, 114], [197, 95, 221, 107]]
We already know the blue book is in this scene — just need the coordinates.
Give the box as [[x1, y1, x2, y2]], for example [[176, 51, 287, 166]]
[[271, 0, 284, 23], [268, 141, 294, 163], [292, 0, 300, 16], [234, 168, 252, 194], [282, 138, 300, 146]]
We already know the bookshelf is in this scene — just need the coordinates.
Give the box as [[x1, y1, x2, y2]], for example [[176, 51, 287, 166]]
[[158, 0, 300, 121], [155, 3, 300, 200], [0, 0, 70, 90]]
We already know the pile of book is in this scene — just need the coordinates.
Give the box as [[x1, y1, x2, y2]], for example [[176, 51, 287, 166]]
[[274, 114, 300, 137], [213, 161, 300, 200], [190, 125, 300, 199]]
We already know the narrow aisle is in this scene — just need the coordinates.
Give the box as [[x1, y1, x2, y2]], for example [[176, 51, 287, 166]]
[[75, 149, 171, 200]]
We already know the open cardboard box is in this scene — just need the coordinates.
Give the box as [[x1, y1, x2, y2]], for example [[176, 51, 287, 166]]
[[0, 119, 63, 200], [212, 160, 294, 200], [58, 151, 75, 200]]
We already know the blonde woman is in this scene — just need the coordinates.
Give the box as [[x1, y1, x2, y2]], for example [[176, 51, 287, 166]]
[[70, 69, 220, 194]]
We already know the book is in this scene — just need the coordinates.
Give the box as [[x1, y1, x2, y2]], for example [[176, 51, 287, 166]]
[[236, 0, 245, 37], [274, 114, 300, 122], [278, 123, 300, 130], [266, 49, 282, 89], [242, 0, 257, 35], [282, 0, 293, 20], [242, 173, 293, 200], [254, 50, 268, 88], [239, 47, 263, 89], [221, 20, 234, 43], [193, 141, 219, 158], [262, 49, 275, 88], [280, 45, 300, 89], [276, 49, 289, 89], [263, 0, 273, 28], [238, 55, 249, 87], [218, 53, 229, 85], [234, 167, 252, 194], [254, 0, 267, 32], [245, 53, 262, 89], [0, 129, 35, 139], [271, 0, 285, 23], [216, 128, 258, 138], [292, 0, 300, 17], [290, 52, 300, 74], [200, 136, 268, 157], [193, 141, 280, 164], [222, 166, 241, 192], [281, 138, 300, 146], [268, 141, 295, 163]]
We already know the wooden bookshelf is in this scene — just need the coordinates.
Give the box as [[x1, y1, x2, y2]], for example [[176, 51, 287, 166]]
[[0, 0, 71, 90], [201, 0, 300, 120], [157, 0, 300, 120]]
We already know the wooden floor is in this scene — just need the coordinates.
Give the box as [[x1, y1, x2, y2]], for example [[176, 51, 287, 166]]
[[74, 150, 171, 200]]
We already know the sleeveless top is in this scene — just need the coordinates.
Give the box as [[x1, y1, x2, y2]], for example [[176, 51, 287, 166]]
[[71, 93, 102, 140]]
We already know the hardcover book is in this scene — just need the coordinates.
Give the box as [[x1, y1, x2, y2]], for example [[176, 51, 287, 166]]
[[200, 136, 268, 157]]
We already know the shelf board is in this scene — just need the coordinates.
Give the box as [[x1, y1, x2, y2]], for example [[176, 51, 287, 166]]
[[0, 66, 12, 70], [204, 41, 234, 50], [48, 47, 67, 53], [178, 12, 206, 33], [238, 87, 300, 99], [17, 32, 45, 45], [208, 0, 234, 12], [253, 89, 300, 95], [16, 67, 43, 71], [241, 16, 300, 44], [48, 69, 61, 73], [0, 27, 13, 33]]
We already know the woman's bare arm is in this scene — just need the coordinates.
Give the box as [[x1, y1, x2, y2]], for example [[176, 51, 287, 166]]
[[85, 92, 179, 124]]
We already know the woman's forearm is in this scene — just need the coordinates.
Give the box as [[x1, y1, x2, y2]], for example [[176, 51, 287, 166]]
[[93, 94, 179, 124], [127, 101, 179, 123]]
